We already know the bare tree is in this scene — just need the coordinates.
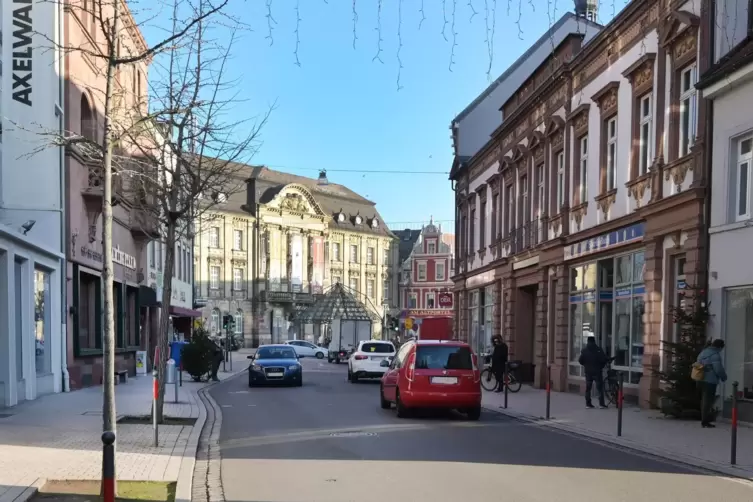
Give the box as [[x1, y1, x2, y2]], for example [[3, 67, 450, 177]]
[[26, 0, 264, 468]]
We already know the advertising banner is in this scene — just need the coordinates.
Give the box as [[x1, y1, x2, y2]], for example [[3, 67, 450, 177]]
[[291, 234, 303, 291], [438, 292, 454, 308], [312, 236, 325, 293]]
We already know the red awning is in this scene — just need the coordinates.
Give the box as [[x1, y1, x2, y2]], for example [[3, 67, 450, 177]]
[[169, 306, 203, 318]]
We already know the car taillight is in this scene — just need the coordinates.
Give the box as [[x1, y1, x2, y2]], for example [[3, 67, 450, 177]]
[[471, 354, 480, 383], [406, 353, 416, 381], [354, 355, 368, 360]]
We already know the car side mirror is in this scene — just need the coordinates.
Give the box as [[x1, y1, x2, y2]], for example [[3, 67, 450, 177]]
[[246, 355, 254, 359], [380, 359, 390, 367]]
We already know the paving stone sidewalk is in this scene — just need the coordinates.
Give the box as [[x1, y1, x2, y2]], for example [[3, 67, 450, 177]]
[[0, 350, 249, 502], [482, 385, 753, 480]]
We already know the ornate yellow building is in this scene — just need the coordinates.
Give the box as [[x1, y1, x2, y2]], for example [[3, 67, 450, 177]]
[[193, 165, 398, 346]]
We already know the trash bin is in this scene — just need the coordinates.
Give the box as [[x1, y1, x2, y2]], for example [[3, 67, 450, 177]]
[[170, 341, 188, 369], [166, 359, 176, 384]]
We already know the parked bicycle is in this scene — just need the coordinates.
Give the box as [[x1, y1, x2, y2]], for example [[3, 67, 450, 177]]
[[480, 356, 522, 393], [603, 357, 620, 406]]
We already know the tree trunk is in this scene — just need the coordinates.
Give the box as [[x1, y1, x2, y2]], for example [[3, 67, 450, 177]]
[[156, 222, 176, 424], [101, 2, 119, 495]]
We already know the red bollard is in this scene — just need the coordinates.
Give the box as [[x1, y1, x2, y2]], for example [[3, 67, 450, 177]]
[[101, 431, 116, 502], [152, 370, 159, 447]]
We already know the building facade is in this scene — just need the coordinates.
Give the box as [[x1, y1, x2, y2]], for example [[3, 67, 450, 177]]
[[450, 0, 710, 407], [1, 0, 66, 406], [697, 0, 753, 417], [397, 220, 455, 337], [63, 2, 157, 389], [194, 166, 399, 346]]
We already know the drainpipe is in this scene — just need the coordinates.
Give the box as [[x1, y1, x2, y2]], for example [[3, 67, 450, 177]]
[[700, 0, 715, 305], [57, 0, 70, 392]]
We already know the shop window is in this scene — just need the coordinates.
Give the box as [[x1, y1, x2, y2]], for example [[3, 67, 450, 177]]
[[34, 268, 52, 375], [78, 272, 100, 351], [725, 288, 753, 400], [482, 285, 494, 356], [126, 286, 138, 347], [469, 290, 480, 355], [671, 256, 687, 345], [612, 251, 645, 382]]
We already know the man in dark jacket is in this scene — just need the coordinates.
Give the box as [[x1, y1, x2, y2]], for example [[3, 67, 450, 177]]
[[491, 335, 509, 393], [210, 337, 224, 382], [578, 336, 608, 409]]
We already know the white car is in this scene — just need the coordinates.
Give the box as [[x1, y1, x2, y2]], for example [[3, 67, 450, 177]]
[[347, 340, 396, 382], [285, 340, 327, 359]]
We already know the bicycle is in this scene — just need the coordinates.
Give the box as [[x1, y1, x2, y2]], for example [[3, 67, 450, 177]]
[[480, 357, 522, 393], [603, 357, 620, 406]]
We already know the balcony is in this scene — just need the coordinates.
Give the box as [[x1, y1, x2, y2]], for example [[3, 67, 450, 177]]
[[130, 206, 160, 242], [510, 219, 541, 255], [231, 249, 247, 261], [231, 288, 247, 300], [207, 247, 224, 258]]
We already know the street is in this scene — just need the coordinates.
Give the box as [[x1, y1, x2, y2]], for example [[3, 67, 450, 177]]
[[210, 358, 753, 502]]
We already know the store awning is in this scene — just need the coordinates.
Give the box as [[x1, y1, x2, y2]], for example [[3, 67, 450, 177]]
[[139, 285, 160, 307], [169, 305, 203, 318]]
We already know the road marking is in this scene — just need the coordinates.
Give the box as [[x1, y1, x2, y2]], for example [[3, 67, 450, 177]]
[[221, 405, 233, 408], [229, 391, 249, 394], [247, 404, 257, 407], [329, 431, 379, 438]]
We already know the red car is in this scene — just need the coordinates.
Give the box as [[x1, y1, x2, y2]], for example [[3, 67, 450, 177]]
[[379, 339, 482, 420]]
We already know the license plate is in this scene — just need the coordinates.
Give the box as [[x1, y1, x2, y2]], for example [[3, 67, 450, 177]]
[[371, 356, 385, 361], [267, 372, 283, 377], [431, 376, 457, 385]]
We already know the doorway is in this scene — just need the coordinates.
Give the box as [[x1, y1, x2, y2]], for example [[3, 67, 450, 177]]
[[515, 284, 537, 383]]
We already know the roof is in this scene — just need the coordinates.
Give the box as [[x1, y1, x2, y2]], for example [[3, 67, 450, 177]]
[[450, 13, 602, 125], [696, 36, 753, 91], [195, 156, 396, 239], [392, 229, 422, 265], [296, 282, 380, 323]]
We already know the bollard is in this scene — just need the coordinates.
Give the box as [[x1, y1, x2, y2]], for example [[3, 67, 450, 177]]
[[152, 370, 159, 447], [617, 371, 624, 437], [101, 431, 116, 502], [179, 361, 183, 387], [174, 365, 179, 404], [504, 370, 509, 409], [731, 381, 739, 465], [545, 364, 552, 420]]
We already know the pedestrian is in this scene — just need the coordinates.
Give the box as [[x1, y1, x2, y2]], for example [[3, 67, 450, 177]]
[[491, 335, 508, 393], [210, 336, 224, 382], [578, 336, 608, 409], [696, 339, 727, 428]]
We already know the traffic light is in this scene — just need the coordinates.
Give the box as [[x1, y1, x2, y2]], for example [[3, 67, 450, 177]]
[[222, 314, 234, 332]]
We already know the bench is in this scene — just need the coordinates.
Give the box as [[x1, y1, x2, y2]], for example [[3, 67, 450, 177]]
[[114, 370, 129, 385]]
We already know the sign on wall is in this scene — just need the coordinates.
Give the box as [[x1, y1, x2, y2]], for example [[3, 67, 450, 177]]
[[438, 292, 453, 308], [563, 222, 645, 261]]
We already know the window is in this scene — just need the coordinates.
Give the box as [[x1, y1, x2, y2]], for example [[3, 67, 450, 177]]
[[436, 262, 446, 281], [580, 136, 589, 202], [506, 185, 514, 235], [233, 268, 243, 290], [418, 262, 427, 281], [149, 242, 156, 268], [468, 290, 480, 353], [383, 281, 390, 302], [362, 342, 395, 353], [210, 266, 220, 289], [333, 242, 341, 261], [556, 152, 565, 211], [367, 279, 375, 298], [126, 287, 138, 347], [428, 241, 436, 254], [383, 248, 390, 264], [234, 230, 243, 250], [350, 244, 358, 263], [638, 94, 653, 176], [491, 193, 499, 241], [537, 164, 546, 216], [724, 288, 753, 400], [415, 345, 473, 370], [520, 175, 529, 224], [349, 277, 359, 292], [211, 309, 220, 333], [367, 247, 375, 265], [470, 208, 476, 251], [409, 293, 418, 309], [479, 199, 487, 248], [606, 117, 617, 191], [157, 242, 162, 271], [235, 310, 243, 335], [176, 246, 182, 281], [209, 227, 220, 248], [80, 94, 96, 142], [332, 275, 341, 285], [679, 65, 697, 158], [427, 292, 435, 309], [78, 273, 99, 351], [736, 135, 753, 221], [482, 285, 494, 356], [34, 269, 51, 374]]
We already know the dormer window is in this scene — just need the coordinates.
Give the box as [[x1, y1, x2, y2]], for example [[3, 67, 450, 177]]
[[354, 215, 363, 225], [336, 212, 346, 223], [371, 218, 379, 229]]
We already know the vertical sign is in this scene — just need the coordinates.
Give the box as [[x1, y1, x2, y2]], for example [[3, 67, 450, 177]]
[[291, 234, 303, 291], [312, 236, 324, 294], [269, 232, 281, 290]]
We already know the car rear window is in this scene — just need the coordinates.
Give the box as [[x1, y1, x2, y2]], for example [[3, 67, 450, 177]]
[[361, 342, 394, 353], [415, 346, 473, 370]]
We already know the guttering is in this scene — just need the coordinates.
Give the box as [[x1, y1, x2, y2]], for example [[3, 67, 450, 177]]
[[57, 0, 70, 392]]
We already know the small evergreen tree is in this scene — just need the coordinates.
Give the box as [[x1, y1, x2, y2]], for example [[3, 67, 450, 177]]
[[657, 284, 712, 418], [182, 324, 215, 382]]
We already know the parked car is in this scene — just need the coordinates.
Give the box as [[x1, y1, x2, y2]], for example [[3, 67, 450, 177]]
[[284, 340, 327, 359], [347, 340, 396, 382], [379, 339, 482, 420], [247, 344, 303, 387]]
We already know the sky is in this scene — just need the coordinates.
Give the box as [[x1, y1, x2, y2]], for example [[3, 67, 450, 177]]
[[137, 0, 629, 231]]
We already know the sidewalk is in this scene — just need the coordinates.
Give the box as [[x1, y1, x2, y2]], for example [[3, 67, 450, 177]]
[[482, 386, 753, 480], [0, 350, 249, 502]]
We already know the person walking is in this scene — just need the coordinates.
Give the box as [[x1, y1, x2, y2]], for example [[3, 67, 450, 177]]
[[578, 336, 608, 409], [696, 339, 728, 428], [210, 336, 224, 382], [491, 335, 509, 393]]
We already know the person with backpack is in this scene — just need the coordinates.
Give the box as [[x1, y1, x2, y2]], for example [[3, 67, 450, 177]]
[[694, 339, 728, 428]]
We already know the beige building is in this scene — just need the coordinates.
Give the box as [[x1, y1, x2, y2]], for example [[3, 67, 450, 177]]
[[193, 166, 398, 346]]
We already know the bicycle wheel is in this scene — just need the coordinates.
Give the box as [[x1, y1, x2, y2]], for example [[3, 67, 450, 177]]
[[480, 369, 498, 392], [605, 379, 619, 405], [505, 374, 522, 393]]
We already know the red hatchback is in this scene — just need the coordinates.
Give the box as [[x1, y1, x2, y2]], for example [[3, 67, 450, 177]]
[[379, 340, 482, 420]]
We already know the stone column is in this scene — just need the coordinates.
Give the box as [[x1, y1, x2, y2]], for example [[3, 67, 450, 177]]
[[493, 278, 502, 340], [533, 270, 549, 388], [503, 276, 516, 358], [552, 264, 570, 391], [458, 290, 468, 343], [640, 236, 663, 408]]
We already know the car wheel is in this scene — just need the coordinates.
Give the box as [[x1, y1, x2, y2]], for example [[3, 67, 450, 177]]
[[327, 356, 333, 363], [248, 380, 254, 388], [379, 385, 391, 409], [466, 406, 482, 421], [296, 377, 303, 387], [351, 372, 359, 383], [316, 351, 324, 359], [395, 390, 409, 418], [347, 369, 352, 382]]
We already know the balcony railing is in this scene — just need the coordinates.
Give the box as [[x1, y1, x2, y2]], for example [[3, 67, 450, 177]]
[[510, 219, 540, 255]]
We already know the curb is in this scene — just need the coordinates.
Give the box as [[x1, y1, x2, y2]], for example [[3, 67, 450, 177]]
[[483, 403, 753, 483]]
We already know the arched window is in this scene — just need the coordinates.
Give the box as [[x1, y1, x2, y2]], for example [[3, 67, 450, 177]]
[[234, 310, 243, 335], [80, 94, 95, 142], [211, 309, 220, 334]]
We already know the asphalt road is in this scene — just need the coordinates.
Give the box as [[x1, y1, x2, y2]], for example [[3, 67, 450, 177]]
[[211, 358, 753, 502]]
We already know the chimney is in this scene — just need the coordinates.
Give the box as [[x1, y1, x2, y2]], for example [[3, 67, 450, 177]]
[[244, 178, 257, 214], [573, 0, 598, 22]]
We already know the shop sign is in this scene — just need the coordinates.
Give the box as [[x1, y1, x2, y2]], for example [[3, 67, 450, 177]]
[[408, 309, 453, 317], [438, 292, 453, 308], [113, 247, 137, 270], [564, 222, 645, 261], [465, 270, 495, 289]]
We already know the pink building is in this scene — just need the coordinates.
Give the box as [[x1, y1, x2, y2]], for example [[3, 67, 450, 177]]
[[63, 4, 157, 388]]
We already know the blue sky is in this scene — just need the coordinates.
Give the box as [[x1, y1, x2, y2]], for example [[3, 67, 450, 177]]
[[139, 0, 628, 230]]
